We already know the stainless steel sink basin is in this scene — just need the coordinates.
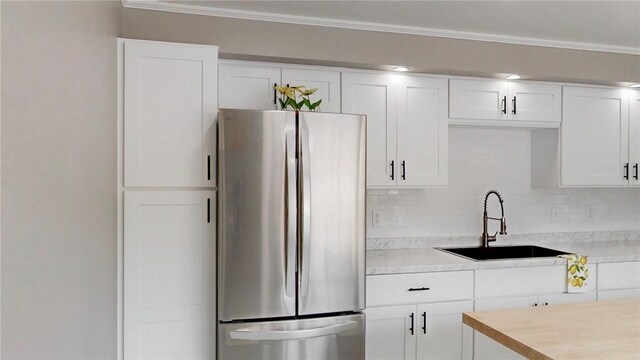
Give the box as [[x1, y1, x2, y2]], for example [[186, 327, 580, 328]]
[[436, 245, 569, 261]]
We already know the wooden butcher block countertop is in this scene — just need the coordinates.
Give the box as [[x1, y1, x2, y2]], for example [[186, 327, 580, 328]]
[[463, 299, 640, 360]]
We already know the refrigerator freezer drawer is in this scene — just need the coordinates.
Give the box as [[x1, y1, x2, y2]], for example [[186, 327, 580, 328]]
[[218, 314, 364, 360]]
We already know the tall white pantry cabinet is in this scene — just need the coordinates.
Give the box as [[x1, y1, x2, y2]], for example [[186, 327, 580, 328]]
[[118, 39, 218, 360]]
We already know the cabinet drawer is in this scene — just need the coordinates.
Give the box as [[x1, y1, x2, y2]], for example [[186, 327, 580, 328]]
[[597, 262, 640, 290], [475, 266, 567, 298], [367, 271, 473, 307]]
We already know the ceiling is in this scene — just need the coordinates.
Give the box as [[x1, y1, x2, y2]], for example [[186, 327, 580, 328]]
[[136, 0, 640, 54]]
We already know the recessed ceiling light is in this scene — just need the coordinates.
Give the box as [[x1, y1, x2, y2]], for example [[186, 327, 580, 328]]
[[506, 75, 521, 80], [394, 66, 409, 72], [631, 84, 640, 88]]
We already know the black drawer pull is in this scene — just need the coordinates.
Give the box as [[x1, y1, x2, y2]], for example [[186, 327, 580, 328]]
[[501, 96, 507, 114], [273, 83, 277, 105], [624, 163, 629, 180], [634, 163, 639, 180], [409, 313, 414, 335], [207, 198, 211, 223], [408, 287, 430, 292]]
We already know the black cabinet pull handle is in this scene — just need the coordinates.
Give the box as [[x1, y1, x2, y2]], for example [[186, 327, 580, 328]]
[[401, 160, 406, 180], [390, 160, 395, 180], [207, 155, 211, 181], [512, 96, 517, 114], [207, 198, 211, 223], [421, 312, 426, 334], [501, 96, 507, 114], [408, 287, 430, 292], [624, 163, 629, 180], [532, 303, 538, 307], [273, 83, 277, 105], [409, 313, 414, 335], [544, 302, 549, 306], [634, 164, 639, 180]]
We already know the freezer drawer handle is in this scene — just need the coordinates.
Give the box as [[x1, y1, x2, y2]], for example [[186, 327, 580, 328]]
[[229, 321, 358, 341], [408, 287, 430, 292]]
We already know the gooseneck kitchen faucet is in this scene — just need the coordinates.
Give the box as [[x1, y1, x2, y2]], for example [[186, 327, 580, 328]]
[[482, 190, 507, 247]]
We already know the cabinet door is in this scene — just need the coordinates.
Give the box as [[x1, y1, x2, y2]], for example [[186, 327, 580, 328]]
[[124, 40, 218, 188], [561, 87, 629, 186], [218, 62, 280, 109], [508, 82, 561, 124], [366, 305, 417, 360], [539, 292, 596, 306], [342, 72, 398, 187], [417, 301, 473, 360], [124, 191, 215, 359], [397, 76, 448, 187], [449, 79, 508, 120], [598, 289, 640, 301], [629, 90, 640, 186], [281, 67, 341, 113], [473, 296, 537, 360]]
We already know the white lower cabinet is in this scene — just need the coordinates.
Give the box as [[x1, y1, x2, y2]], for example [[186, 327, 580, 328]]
[[417, 301, 473, 360], [123, 191, 216, 360], [366, 305, 417, 360], [472, 265, 598, 360], [473, 292, 596, 360], [597, 261, 640, 300], [366, 301, 473, 360], [366, 271, 474, 360]]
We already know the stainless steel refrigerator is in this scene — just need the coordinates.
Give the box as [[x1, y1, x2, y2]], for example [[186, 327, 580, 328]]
[[217, 109, 366, 359]]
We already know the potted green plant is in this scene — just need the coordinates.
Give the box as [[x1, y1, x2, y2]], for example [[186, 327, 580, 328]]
[[275, 85, 322, 111]]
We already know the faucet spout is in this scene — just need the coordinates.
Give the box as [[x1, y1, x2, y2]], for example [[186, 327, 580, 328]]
[[482, 190, 507, 247]]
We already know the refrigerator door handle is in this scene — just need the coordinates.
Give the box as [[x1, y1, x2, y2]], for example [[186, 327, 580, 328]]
[[300, 126, 312, 298], [229, 321, 358, 341], [285, 131, 297, 298]]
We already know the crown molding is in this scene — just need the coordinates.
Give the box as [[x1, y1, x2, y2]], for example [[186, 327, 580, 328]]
[[122, 0, 640, 55]]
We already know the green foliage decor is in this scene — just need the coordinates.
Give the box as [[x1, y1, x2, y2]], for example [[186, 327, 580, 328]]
[[275, 85, 322, 111]]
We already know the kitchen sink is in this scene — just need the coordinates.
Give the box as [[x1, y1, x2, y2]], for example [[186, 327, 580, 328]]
[[436, 245, 569, 261]]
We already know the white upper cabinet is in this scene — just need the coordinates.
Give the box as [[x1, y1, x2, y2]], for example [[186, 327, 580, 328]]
[[124, 191, 216, 360], [508, 82, 561, 124], [281, 67, 341, 113], [219, 61, 341, 112], [123, 40, 218, 188], [449, 79, 561, 127], [343, 72, 448, 188], [397, 77, 448, 187], [449, 79, 508, 121], [629, 90, 640, 185], [342, 72, 398, 187], [561, 86, 629, 186], [218, 62, 280, 110]]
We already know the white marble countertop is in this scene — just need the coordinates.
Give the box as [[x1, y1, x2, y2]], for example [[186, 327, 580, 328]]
[[366, 240, 640, 275]]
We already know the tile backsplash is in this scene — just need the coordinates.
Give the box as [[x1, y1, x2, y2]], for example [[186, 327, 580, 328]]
[[367, 127, 640, 239]]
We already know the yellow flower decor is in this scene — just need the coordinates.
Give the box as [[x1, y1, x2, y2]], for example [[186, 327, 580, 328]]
[[275, 85, 322, 111], [560, 254, 589, 293]]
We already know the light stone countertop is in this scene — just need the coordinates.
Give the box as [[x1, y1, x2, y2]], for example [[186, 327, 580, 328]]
[[366, 240, 640, 275]]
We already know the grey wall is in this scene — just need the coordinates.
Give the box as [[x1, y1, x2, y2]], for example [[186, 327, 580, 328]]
[[122, 8, 640, 85], [1, 1, 121, 358]]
